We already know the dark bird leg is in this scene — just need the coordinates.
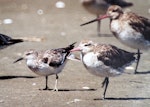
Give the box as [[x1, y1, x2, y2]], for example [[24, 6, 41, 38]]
[[53, 74, 59, 91], [97, 14, 101, 36], [43, 76, 49, 90], [101, 77, 109, 99], [135, 49, 141, 74]]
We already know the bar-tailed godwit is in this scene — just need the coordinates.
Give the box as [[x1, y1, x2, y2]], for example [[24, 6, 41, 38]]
[[71, 40, 136, 99], [81, 0, 133, 35]]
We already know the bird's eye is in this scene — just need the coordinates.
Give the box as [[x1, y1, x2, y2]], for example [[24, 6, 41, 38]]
[[84, 43, 91, 46], [112, 9, 118, 12], [26, 53, 31, 55]]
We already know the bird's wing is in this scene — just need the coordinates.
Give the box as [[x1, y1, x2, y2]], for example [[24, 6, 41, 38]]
[[128, 12, 150, 41], [41, 42, 76, 67], [96, 44, 135, 69]]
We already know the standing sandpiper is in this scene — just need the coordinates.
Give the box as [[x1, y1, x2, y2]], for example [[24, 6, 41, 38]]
[[14, 42, 76, 91], [81, 0, 133, 35], [71, 40, 136, 99]]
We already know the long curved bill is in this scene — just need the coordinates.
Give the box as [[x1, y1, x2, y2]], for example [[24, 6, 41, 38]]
[[13, 57, 24, 63], [80, 14, 109, 26]]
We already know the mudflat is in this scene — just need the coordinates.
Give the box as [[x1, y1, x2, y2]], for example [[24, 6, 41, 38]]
[[0, 0, 150, 107]]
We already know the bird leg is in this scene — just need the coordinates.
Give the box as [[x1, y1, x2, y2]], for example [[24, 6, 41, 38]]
[[97, 15, 101, 36], [135, 49, 141, 74], [43, 76, 49, 90], [101, 77, 109, 99], [53, 74, 59, 91]]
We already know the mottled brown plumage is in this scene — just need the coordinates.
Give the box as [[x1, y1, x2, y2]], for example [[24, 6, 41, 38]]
[[14, 42, 76, 90], [43, 42, 76, 67], [107, 5, 150, 73], [95, 44, 135, 69], [107, 5, 150, 42], [81, 0, 133, 35], [71, 40, 136, 99], [80, 5, 150, 73], [128, 14, 150, 41]]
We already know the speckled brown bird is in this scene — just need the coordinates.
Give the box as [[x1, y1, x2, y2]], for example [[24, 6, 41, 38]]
[[71, 40, 136, 99], [14, 42, 76, 91], [81, 0, 133, 35]]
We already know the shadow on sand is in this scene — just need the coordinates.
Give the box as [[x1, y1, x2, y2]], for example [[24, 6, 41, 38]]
[[39, 88, 97, 92], [91, 33, 113, 37], [94, 97, 150, 101], [125, 71, 150, 75], [98, 34, 113, 37], [135, 71, 150, 75], [0, 76, 36, 80]]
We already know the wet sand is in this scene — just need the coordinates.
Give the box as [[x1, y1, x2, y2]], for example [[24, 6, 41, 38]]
[[0, 0, 150, 107]]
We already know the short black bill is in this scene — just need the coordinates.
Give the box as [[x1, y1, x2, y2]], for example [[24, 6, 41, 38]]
[[13, 57, 24, 63]]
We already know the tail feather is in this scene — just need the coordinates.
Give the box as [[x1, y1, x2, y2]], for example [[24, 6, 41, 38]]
[[64, 42, 76, 52], [61, 42, 76, 63], [49, 42, 76, 67], [8, 39, 23, 45]]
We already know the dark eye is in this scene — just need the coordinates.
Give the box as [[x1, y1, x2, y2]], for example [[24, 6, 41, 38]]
[[26, 53, 31, 55], [84, 43, 91, 46], [112, 9, 118, 12]]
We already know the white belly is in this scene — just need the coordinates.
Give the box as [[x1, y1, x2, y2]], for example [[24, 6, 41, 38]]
[[82, 53, 123, 77], [111, 20, 150, 50], [27, 60, 66, 76]]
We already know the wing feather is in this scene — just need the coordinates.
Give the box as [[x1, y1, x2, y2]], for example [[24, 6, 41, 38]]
[[96, 44, 135, 69]]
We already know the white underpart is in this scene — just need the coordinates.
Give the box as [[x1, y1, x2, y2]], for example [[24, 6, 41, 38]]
[[82, 52, 123, 77], [111, 20, 150, 50], [26, 59, 67, 76]]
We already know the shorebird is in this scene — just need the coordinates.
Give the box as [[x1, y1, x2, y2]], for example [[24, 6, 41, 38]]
[[14, 42, 76, 91], [0, 33, 23, 49], [71, 40, 136, 99], [80, 5, 150, 73], [81, 0, 133, 35]]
